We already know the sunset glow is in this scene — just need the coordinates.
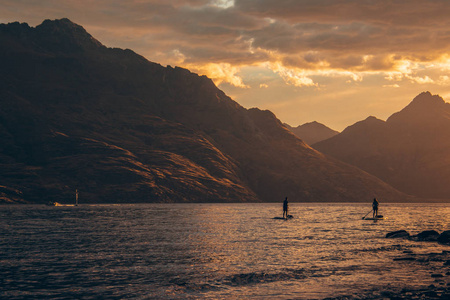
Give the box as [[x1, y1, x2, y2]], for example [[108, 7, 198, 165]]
[[2, 4, 450, 298], [2, 0, 450, 130]]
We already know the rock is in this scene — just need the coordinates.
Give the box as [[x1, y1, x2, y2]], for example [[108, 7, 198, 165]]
[[417, 230, 440, 241], [386, 230, 410, 238], [437, 230, 450, 245], [393, 257, 415, 261], [424, 290, 438, 297]]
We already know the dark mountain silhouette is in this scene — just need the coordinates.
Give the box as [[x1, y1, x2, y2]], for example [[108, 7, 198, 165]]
[[0, 18, 408, 204], [314, 92, 450, 200], [285, 121, 339, 145]]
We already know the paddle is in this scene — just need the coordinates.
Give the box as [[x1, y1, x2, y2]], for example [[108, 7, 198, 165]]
[[362, 209, 372, 220]]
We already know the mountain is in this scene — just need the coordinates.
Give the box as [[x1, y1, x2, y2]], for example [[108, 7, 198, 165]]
[[285, 121, 339, 145], [0, 18, 408, 204], [313, 92, 450, 200]]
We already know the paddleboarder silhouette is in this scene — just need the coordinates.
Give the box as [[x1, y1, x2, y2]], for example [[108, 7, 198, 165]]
[[372, 198, 379, 218], [283, 197, 289, 219]]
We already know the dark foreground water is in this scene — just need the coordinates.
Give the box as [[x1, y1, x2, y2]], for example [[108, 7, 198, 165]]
[[0, 203, 449, 299]]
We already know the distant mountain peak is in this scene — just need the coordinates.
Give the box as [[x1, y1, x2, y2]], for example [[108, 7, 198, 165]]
[[387, 91, 448, 123], [34, 18, 103, 52], [350, 115, 384, 127], [408, 91, 445, 108], [364, 115, 381, 122], [286, 121, 339, 145], [337, 115, 385, 137], [305, 121, 320, 125], [40, 18, 77, 28]]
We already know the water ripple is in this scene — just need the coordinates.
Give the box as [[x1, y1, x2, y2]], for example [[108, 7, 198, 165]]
[[0, 203, 449, 299]]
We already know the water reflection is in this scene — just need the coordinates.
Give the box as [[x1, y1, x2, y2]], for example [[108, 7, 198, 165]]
[[0, 203, 448, 299]]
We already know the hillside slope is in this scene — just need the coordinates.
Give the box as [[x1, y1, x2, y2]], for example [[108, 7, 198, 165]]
[[0, 19, 408, 203]]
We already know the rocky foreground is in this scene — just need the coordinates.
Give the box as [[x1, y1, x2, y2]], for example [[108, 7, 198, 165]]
[[381, 230, 449, 300], [326, 230, 450, 300], [386, 230, 450, 244]]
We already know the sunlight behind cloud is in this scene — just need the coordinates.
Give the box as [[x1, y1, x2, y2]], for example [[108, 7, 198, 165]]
[[210, 0, 235, 9], [268, 62, 317, 87], [438, 76, 450, 85], [409, 75, 434, 84], [188, 62, 249, 88]]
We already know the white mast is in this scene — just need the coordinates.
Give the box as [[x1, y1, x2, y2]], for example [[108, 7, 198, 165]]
[[76, 189, 79, 206]]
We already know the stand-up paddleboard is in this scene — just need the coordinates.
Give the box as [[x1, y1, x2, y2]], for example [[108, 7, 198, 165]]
[[363, 215, 385, 220], [273, 215, 294, 220]]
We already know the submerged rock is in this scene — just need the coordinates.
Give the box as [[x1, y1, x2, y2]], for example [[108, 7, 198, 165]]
[[386, 230, 410, 238], [393, 257, 415, 261], [415, 230, 440, 241], [437, 230, 450, 245]]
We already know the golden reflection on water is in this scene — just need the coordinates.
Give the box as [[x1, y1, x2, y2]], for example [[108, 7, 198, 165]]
[[0, 203, 448, 299]]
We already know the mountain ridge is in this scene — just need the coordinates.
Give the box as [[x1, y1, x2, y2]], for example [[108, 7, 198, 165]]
[[314, 92, 450, 200], [0, 18, 411, 204]]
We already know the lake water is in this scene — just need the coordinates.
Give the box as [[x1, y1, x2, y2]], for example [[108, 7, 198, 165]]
[[0, 203, 449, 299]]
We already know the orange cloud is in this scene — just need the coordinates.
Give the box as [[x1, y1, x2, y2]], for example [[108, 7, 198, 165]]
[[187, 62, 249, 88], [3, 0, 449, 80]]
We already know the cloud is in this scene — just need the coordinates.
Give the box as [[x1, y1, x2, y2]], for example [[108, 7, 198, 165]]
[[234, 0, 450, 27], [438, 76, 450, 85], [186, 62, 249, 88], [408, 75, 434, 84], [1, 0, 450, 91]]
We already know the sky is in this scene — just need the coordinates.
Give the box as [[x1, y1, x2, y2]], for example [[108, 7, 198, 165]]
[[2, 0, 450, 131]]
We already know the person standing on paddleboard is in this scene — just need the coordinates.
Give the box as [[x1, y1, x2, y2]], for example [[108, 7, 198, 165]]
[[283, 197, 289, 219], [372, 198, 379, 218]]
